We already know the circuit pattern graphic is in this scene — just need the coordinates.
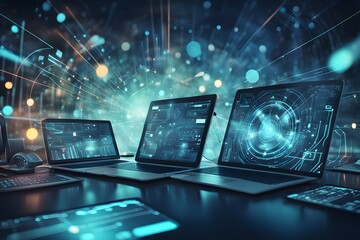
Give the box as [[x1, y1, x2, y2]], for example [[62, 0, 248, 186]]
[[139, 100, 211, 162], [222, 84, 342, 173], [43, 121, 118, 161]]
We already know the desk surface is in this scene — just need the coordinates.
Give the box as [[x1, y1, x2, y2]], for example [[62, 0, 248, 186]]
[[0, 169, 360, 239]]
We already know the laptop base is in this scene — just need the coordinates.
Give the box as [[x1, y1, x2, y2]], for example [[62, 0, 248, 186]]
[[172, 167, 316, 194]]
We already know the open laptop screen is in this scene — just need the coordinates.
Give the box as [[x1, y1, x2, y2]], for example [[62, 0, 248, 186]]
[[136, 94, 217, 167], [219, 80, 343, 177], [42, 119, 120, 164]]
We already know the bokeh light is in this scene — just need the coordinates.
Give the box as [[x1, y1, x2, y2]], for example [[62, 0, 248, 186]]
[[198, 85, 206, 93], [2, 105, 13, 116], [246, 69, 260, 83], [26, 128, 39, 140], [203, 74, 210, 81], [174, 52, 181, 59], [42, 2, 51, 11], [328, 48, 353, 73], [352, 123, 357, 129], [11, 25, 19, 34], [186, 41, 202, 58], [208, 44, 215, 52], [214, 79, 222, 88], [259, 45, 267, 53], [56, 13, 66, 23], [5, 81, 13, 89], [26, 98, 35, 107], [96, 64, 109, 78], [73, 109, 82, 118], [68, 225, 80, 234], [121, 42, 130, 51], [203, 1, 212, 9]]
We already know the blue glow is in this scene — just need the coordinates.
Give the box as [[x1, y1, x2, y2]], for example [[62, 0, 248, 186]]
[[11, 25, 19, 33], [293, 6, 300, 12], [121, 42, 130, 51], [56, 49, 63, 58], [75, 210, 87, 216], [115, 231, 132, 239], [68, 225, 80, 234], [56, 13, 66, 23], [73, 109, 82, 118], [259, 119, 277, 140], [308, 22, 315, 29], [80, 233, 95, 240], [259, 45, 267, 53], [132, 221, 178, 238], [222, 83, 342, 172], [0, 0, 356, 168], [208, 44, 215, 51], [42, 2, 51, 11], [328, 48, 354, 73], [186, 41, 202, 58], [203, 1, 212, 9], [246, 69, 260, 83], [2, 105, 13, 116]]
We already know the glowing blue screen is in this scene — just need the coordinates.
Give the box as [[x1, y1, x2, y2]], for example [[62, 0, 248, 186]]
[[221, 83, 342, 174]]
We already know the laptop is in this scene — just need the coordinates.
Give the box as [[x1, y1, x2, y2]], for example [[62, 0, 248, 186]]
[[42, 94, 217, 181], [172, 80, 344, 194]]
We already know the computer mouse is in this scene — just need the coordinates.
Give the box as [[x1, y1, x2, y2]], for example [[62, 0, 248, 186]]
[[9, 151, 43, 169]]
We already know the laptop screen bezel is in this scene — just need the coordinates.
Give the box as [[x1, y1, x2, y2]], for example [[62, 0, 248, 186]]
[[217, 80, 344, 178], [42, 118, 121, 165], [135, 94, 217, 168]]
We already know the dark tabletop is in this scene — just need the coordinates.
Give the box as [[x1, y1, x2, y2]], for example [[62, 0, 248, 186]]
[[0, 168, 359, 240]]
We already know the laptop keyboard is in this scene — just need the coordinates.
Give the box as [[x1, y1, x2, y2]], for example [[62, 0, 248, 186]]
[[0, 173, 81, 192], [111, 162, 187, 174], [196, 167, 302, 185], [287, 185, 360, 214]]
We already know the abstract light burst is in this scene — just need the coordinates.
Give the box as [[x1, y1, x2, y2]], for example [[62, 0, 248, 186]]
[[0, 0, 359, 164]]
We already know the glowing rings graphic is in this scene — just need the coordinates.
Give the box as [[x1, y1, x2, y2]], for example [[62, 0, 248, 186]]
[[244, 100, 299, 162]]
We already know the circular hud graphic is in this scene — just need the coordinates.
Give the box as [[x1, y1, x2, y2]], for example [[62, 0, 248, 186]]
[[239, 90, 306, 166]]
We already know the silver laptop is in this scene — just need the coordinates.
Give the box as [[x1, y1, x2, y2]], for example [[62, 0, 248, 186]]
[[42, 94, 217, 181], [172, 80, 343, 194]]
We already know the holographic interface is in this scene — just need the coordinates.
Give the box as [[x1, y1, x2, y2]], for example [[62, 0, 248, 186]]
[[138, 99, 212, 163], [0, 199, 179, 239], [221, 83, 342, 174], [42, 120, 119, 162]]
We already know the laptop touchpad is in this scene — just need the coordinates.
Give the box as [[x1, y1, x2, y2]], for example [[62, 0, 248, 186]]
[[188, 173, 236, 184]]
